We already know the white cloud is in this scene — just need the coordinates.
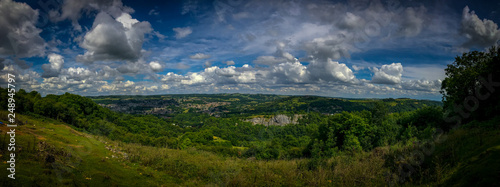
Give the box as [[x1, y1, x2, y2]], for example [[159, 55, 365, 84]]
[[0, 0, 45, 58], [149, 61, 163, 72], [173, 27, 192, 39], [115, 13, 139, 29], [189, 53, 210, 59], [181, 72, 206, 85], [65, 67, 95, 80], [77, 12, 152, 63], [42, 53, 64, 78], [309, 58, 356, 83], [461, 6, 500, 48], [215, 66, 240, 77], [271, 60, 308, 83], [371, 63, 403, 84]]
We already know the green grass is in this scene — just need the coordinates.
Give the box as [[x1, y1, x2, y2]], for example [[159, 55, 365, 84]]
[[0, 112, 173, 186], [382, 118, 500, 186], [432, 127, 500, 186], [1, 111, 499, 186]]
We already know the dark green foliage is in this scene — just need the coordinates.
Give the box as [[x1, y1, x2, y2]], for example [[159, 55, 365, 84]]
[[441, 46, 500, 124]]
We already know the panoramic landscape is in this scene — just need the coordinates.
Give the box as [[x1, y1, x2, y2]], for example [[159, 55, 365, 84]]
[[1, 0, 500, 186]]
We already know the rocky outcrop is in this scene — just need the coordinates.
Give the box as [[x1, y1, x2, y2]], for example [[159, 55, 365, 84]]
[[246, 114, 303, 126]]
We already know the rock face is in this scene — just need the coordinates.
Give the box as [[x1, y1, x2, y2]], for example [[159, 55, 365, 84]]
[[246, 114, 302, 126]]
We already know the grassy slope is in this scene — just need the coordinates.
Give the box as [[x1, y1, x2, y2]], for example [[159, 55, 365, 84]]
[[0, 111, 499, 186], [429, 125, 500, 186], [0, 111, 174, 186]]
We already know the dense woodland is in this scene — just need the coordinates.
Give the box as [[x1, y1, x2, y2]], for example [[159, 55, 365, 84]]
[[0, 47, 499, 186]]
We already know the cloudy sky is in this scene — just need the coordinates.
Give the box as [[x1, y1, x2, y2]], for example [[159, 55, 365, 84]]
[[1, 0, 499, 100]]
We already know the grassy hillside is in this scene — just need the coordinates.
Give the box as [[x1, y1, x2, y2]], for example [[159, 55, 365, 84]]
[[0, 111, 168, 186], [1, 111, 499, 186]]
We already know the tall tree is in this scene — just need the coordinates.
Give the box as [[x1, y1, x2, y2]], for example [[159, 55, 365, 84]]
[[441, 46, 500, 123]]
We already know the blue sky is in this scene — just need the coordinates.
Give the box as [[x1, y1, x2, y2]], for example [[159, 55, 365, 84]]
[[1, 0, 499, 100]]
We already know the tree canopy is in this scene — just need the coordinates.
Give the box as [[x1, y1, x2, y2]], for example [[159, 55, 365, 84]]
[[441, 46, 500, 124]]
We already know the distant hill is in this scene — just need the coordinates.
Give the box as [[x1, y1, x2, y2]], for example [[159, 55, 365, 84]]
[[88, 94, 442, 117]]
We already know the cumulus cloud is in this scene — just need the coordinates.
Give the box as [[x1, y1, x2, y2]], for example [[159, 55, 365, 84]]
[[0, 0, 45, 58], [189, 53, 210, 59], [158, 57, 357, 89], [42, 53, 64, 78], [77, 12, 152, 63], [49, 0, 133, 31], [308, 58, 356, 83], [181, 72, 207, 85], [461, 6, 500, 48], [371, 63, 403, 84], [162, 65, 262, 86], [65, 67, 95, 81], [173, 27, 192, 39], [161, 72, 187, 82], [149, 61, 163, 72], [271, 60, 308, 83], [215, 66, 240, 77]]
